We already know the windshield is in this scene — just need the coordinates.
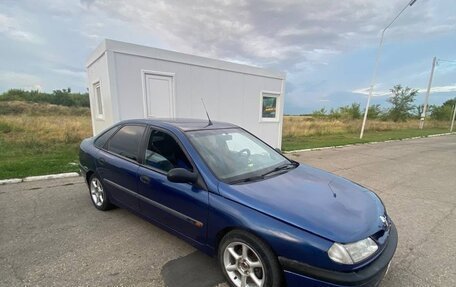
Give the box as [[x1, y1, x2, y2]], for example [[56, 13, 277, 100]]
[[186, 128, 292, 183]]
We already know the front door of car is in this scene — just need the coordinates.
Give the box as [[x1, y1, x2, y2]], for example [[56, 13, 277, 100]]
[[137, 128, 208, 243], [97, 125, 146, 210]]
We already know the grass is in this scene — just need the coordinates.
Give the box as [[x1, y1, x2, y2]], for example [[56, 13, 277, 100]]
[[281, 116, 452, 151], [0, 141, 81, 179], [0, 101, 453, 179], [0, 102, 92, 179], [282, 128, 450, 151]]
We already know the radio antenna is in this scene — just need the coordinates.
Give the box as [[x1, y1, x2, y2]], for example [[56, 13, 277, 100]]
[[201, 98, 213, 126]]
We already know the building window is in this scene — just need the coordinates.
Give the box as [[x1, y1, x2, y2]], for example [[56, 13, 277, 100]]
[[94, 82, 103, 118], [261, 92, 280, 121]]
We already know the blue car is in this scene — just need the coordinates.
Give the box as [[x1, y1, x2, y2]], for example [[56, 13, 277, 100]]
[[79, 119, 397, 287]]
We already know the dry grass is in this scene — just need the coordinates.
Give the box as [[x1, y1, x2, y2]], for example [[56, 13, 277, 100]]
[[283, 116, 449, 137], [0, 100, 90, 116], [0, 115, 92, 145]]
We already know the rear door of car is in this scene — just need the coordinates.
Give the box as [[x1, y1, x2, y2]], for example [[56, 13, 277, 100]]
[[96, 124, 147, 210], [136, 126, 208, 243]]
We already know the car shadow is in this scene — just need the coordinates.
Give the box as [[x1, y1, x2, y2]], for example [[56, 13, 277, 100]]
[[161, 251, 225, 287]]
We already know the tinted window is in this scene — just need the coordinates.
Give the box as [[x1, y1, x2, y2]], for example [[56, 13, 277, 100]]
[[107, 125, 146, 161], [144, 129, 192, 172], [94, 126, 119, 148]]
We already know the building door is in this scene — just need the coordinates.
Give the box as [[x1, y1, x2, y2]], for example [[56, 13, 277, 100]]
[[143, 72, 175, 118]]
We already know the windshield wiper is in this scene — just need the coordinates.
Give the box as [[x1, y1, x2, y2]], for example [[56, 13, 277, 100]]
[[260, 162, 298, 178], [230, 175, 265, 184], [229, 161, 298, 185]]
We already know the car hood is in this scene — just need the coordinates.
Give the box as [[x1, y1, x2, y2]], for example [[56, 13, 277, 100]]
[[218, 164, 385, 243]]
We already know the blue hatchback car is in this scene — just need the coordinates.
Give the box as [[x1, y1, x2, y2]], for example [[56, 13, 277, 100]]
[[79, 118, 397, 287]]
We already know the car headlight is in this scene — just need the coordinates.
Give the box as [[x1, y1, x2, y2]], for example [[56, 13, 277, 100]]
[[328, 237, 378, 264]]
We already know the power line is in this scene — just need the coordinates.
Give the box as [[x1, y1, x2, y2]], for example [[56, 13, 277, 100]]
[[437, 59, 456, 64]]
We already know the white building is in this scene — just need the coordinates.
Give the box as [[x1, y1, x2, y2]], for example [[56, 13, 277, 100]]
[[86, 39, 286, 148]]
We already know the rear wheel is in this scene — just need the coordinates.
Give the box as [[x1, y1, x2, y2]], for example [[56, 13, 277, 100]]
[[219, 230, 283, 287], [88, 174, 113, 211]]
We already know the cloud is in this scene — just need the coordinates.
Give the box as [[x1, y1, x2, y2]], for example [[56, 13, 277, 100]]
[[52, 68, 86, 78], [419, 84, 456, 93], [0, 13, 42, 43], [0, 71, 43, 90], [351, 87, 391, 97], [82, 0, 455, 69], [352, 84, 456, 96]]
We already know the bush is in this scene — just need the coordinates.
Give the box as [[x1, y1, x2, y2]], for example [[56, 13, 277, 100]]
[[311, 108, 327, 118], [0, 88, 89, 108], [328, 103, 362, 120], [430, 98, 456, 121], [367, 104, 383, 119]]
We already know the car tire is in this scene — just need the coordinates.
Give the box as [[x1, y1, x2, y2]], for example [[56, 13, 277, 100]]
[[218, 230, 283, 287], [88, 174, 113, 211]]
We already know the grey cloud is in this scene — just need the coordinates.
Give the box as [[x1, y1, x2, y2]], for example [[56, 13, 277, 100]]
[[83, 0, 454, 71]]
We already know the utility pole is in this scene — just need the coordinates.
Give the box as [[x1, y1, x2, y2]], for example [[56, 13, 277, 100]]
[[360, 0, 418, 139], [419, 56, 437, 129], [451, 104, 456, 132]]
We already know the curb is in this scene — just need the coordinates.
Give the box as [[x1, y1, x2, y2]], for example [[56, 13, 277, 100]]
[[0, 172, 80, 185], [285, 132, 456, 154]]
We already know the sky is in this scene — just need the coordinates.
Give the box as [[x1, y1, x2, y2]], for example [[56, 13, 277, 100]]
[[0, 0, 455, 114]]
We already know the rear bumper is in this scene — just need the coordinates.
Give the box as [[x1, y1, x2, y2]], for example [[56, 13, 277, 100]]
[[280, 223, 398, 287]]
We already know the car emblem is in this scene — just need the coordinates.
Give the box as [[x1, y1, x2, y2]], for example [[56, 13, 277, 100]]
[[380, 215, 389, 229]]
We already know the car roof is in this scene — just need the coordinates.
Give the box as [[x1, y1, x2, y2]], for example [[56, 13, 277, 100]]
[[119, 118, 239, 132]]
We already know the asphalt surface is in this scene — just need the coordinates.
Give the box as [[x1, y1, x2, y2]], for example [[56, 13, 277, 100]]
[[1, 135, 455, 287]]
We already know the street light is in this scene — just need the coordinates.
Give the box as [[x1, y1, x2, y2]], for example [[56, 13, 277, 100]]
[[359, 0, 418, 139]]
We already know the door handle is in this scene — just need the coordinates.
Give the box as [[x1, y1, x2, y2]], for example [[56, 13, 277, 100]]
[[98, 158, 106, 165], [140, 175, 150, 184]]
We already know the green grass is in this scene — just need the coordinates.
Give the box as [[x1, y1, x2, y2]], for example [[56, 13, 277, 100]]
[[0, 139, 80, 179], [282, 128, 451, 151], [1, 127, 452, 179]]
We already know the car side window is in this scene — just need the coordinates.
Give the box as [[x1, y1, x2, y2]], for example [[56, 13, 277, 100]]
[[107, 125, 146, 161], [144, 129, 193, 173], [94, 125, 119, 148]]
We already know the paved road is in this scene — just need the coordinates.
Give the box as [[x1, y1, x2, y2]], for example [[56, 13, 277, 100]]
[[1, 135, 455, 287]]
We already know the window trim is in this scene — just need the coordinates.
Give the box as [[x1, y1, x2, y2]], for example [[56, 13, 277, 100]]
[[259, 91, 281, 123], [92, 80, 104, 120]]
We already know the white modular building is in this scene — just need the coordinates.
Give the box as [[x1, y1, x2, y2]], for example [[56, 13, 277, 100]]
[[86, 39, 286, 148]]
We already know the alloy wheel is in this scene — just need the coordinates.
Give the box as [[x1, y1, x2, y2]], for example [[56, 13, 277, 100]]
[[90, 178, 104, 207], [223, 241, 265, 287]]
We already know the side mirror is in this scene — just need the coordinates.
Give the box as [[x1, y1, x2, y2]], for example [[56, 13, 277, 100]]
[[167, 168, 198, 184]]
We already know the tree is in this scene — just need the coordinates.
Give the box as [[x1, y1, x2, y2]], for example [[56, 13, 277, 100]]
[[430, 98, 456, 120], [386, 85, 418, 122]]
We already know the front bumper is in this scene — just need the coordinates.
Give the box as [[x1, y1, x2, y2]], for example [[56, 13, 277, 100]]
[[280, 222, 398, 287]]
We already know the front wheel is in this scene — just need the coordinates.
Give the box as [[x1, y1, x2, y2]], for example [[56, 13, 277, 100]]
[[219, 230, 283, 287], [88, 174, 113, 211]]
